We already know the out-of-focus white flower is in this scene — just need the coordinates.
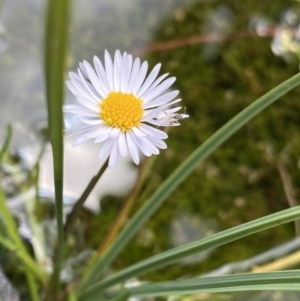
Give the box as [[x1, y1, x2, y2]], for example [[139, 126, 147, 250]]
[[64, 50, 188, 168]]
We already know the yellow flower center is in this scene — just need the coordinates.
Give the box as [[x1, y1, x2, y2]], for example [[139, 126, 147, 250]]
[[99, 92, 143, 132]]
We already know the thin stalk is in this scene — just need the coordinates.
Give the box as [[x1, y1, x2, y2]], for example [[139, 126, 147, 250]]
[[277, 157, 300, 235], [64, 158, 109, 235]]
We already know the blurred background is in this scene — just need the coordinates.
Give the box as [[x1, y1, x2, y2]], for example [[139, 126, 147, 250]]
[[0, 0, 300, 300]]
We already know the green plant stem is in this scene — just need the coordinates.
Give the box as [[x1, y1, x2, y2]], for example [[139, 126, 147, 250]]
[[78, 205, 300, 299], [26, 272, 39, 301], [78, 72, 300, 292], [64, 158, 109, 236], [44, 0, 69, 298]]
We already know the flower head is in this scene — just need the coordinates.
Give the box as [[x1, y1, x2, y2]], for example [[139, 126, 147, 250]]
[[64, 50, 189, 168]]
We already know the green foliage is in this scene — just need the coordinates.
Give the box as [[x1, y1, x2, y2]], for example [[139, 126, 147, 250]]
[[2, 0, 300, 300]]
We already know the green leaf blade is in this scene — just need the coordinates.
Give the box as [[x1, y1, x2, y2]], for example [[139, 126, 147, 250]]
[[44, 0, 69, 298], [126, 271, 300, 297]]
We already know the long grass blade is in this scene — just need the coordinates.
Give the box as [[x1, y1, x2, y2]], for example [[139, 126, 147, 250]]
[[122, 270, 300, 297], [44, 0, 69, 298]]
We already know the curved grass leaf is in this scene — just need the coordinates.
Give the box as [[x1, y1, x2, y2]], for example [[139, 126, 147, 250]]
[[79, 73, 300, 292], [123, 270, 300, 297]]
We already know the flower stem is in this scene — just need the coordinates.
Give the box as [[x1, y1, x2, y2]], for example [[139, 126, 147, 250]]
[[64, 159, 109, 236]]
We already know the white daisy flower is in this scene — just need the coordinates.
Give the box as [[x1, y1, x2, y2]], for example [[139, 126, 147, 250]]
[[63, 50, 189, 168]]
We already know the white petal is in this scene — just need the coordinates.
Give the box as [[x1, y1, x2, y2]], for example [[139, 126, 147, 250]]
[[93, 56, 110, 94], [132, 61, 148, 95], [118, 132, 127, 157], [83, 125, 106, 138], [124, 54, 133, 92], [141, 107, 163, 121], [127, 58, 141, 93], [63, 104, 81, 112], [66, 81, 77, 95], [131, 126, 147, 138], [75, 91, 100, 106], [126, 131, 140, 164], [161, 107, 182, 114], [146, 119, 168, 127], [69, 73, 98, 103], [139, 123, 168, 139], [131, 135, 152, 157], [147, 136, 167, 149], [144, 77, 176, 103], [78, 118, 104, 125], [76, 96, 99, 112], [143, 138, 159, 155], [73, 135, 90, 147], [78, 69, 100, 101], [140, 73, 169, 99], [64, 124, 92, 132], [143, 90, 179, 109], [104, 50, 114, 90], [108, 140, 119, 168], [95, 135, 109, 144], [63, 105, 99, 117], [158, 99, 182, 110], [120, 53, 131, 92], [113, 50, 122, 91], [79, 62, 88, 78], [65, 125, 94, 138], [99, 138, 115, 159], [94, 126, 112, 143], [83, 60, 107, 98], [137, 63, 161, 97], [109, 127, 121, 138]]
